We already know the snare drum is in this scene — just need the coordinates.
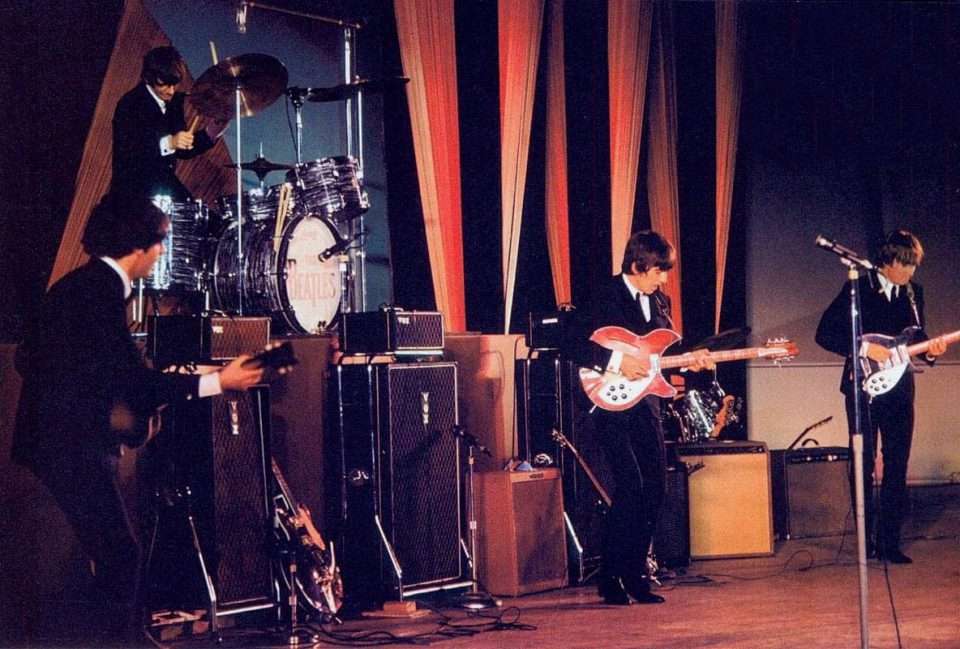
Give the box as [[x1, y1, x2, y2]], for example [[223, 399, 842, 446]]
[[209, 215, 342, 334], [149, 197, 210, 292]]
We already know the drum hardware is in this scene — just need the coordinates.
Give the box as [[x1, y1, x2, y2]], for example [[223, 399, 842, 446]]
[[302, 77, 409, 103], [668, 381, 743, 443], [223, 155, 294, 182], [191, 52, 288, 317]]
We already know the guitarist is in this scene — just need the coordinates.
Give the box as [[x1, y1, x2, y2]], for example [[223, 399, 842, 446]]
[[564, 230, 712, 605], [11, 194, 265, 645], [816, 230, 947, 564]]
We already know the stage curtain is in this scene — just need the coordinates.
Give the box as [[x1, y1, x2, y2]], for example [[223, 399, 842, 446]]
[[646, 4, 683, 334], [608, 0, 653, 274], [716, 1, 743, 332], [394, 0, 467, 332], [500, 0, 545, 332], [48, 0, 233, 288], [544, 0, 570, 307]]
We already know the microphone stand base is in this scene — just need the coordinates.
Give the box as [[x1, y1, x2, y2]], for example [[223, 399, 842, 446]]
[[459, 590, 502, 610]]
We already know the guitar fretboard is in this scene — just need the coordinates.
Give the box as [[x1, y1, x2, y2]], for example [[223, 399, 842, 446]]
[[660, 346, 778, 370], [906, 329, 960, 357]]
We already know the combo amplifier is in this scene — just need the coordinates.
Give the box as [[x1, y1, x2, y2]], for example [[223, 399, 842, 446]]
[[147, 315, 270, 366], [340, 309, 444, 355], [526, 310, 573, 350], [771, 446, 851, 539]]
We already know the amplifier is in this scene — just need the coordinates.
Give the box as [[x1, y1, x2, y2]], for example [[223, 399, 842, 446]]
[[340, 310, 444, 356], [526, 310, 573, 350], [771, 446, 850, 539], [147, 315, 271, 366]]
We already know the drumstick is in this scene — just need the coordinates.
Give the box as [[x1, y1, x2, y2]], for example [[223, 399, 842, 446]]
[[274, 183, 291, 252], [187, 115, 201, 133], [209, 41, 219, 65]]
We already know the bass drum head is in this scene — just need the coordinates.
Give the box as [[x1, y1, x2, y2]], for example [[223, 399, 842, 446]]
[[276, 216, 342, 334]]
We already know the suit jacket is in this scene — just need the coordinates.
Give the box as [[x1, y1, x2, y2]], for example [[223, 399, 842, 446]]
[[815, 270, 930, 395], [565, 274, 674, 421], [12, 259, 200, 472], [111, 83, 215, 201]]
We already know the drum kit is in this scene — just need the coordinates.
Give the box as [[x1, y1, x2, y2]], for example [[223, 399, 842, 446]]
[[147, 53, 386, 334]]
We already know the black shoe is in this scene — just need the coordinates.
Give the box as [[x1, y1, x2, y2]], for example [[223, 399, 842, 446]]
[[878, 548, 913, 564], [597, 575, 631, 605], [623, 576, 665, 604]]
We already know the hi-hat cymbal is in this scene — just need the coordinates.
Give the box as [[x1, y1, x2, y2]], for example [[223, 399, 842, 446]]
[[224, 155, 294, 179], [304, 77, 408, 103], [191, 53, 288, 121]]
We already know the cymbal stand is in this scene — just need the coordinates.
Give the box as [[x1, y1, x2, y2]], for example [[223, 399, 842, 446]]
[[233, 79, 245, 315], [286, 87, 308, 165]]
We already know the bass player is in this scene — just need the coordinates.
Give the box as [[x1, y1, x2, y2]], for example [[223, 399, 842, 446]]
[[816, 230, 948, 564]]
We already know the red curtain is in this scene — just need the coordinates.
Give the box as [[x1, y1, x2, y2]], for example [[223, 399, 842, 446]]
[[49, 0, 233, 288], [646, 4, 683, 334], [716, 1, 743, 333], [608, 0, 653, 274], [394, 0, 467, 331], [500, 0, 545, 332], [544, 0, 570, 306]]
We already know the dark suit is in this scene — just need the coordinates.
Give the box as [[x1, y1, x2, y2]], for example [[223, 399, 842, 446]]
[[566, 275, 673, 585], [12, 258, 200, 640], [815, 270, 931, 552], [111, 84, 215, 201]]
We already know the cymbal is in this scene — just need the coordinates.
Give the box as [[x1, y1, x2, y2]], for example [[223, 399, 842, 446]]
[[305, 77, 408, 103], [190, 53, 288, 121], [692, 327, 752, 351], [225, 155, 294, 180]]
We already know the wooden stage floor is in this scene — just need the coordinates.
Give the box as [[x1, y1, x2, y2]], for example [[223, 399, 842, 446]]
[[16, 485, 960, 649]]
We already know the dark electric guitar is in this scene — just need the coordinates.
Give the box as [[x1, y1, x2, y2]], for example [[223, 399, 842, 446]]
[[271, 458, 343, 618], [860, 326, 960, 397], [114, 341, 299, 447], [579, 326, 798, 411]]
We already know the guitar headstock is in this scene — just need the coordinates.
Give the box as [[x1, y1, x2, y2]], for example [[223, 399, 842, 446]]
[[550, 427, 570, 449], [760, 338, 798, 363], [244, 341, 299, 379]]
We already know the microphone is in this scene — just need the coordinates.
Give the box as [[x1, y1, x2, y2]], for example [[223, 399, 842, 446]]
[[236, 0, 248, 34], [814, 235, 874, 270], [318, 231, 363, 262], [451, 425, 492, 457]]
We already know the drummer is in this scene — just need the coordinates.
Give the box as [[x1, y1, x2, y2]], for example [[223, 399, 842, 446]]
[[110, 46, 230, 202]]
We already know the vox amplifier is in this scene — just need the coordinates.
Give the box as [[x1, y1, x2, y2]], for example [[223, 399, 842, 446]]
[[147, 315, 270, 365], [341, 309, 444, 355]]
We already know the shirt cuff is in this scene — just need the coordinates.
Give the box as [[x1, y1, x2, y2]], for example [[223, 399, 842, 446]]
[[160, 136, 175, 156], [198, 372, 222, 398], [606, 350, 623, 374], [859, 340, 870, 357]]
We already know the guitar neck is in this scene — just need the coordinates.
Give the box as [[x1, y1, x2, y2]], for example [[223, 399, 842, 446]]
[[906, 329, 960, 357], [558, 439, 612, 508], [660, 346, 767, 370], [270, 458, 298, 510]]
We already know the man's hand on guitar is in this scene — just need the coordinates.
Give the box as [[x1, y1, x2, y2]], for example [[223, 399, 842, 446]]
[[687, 348, 715, 372], [619, 354, 651, 380], [928, 338, 948, 357], [219, 355, 265, 391], [865, 342, 893, 363]]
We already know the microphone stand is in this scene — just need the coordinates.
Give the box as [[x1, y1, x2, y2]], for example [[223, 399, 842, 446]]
[[453, 427, 500, 610], [820, 242, 871, 649]]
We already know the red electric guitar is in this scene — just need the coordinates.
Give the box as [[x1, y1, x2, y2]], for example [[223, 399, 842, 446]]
[[580, 326, 797, 411]]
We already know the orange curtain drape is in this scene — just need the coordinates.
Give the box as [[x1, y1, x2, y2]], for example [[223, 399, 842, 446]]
[[646, 4, 683, 334], [716, 1, 743, 333], [608, 0, 653, 274], [394, 0, 466, 331], [48, 0, 233, 288], [500, 0, 545, 332], [544, 0, 570, 306]]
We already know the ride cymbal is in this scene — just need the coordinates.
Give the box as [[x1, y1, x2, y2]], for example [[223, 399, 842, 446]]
[[191, 53, 288, 120]]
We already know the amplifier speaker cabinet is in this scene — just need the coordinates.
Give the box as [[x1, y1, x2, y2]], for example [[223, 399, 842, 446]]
[[771, 446, 851, 539], [143, 387, 274, 617], [476, 468, 567, 596], [330, 362, 463, 605], [340, 310, 444, 356], [147, 314, 270, 365], [677, 441, 773, 559], [654, 466, 690, 568]]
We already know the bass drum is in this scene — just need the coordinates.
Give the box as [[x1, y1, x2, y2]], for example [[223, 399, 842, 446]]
[[210, 215, 342, 334]]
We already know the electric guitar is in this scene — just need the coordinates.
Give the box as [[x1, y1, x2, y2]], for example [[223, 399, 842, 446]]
[[271, 458, 343, 617], [579, 326, 798, 411], [550, 427, 611, 508], [115, 341, 299, 447], [860, 326, 959, 397]]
